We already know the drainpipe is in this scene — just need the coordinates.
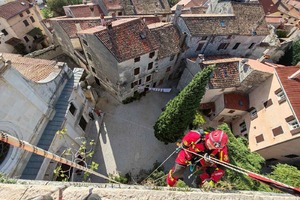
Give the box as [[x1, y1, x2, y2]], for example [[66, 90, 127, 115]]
[[274, 71, 300, 127]]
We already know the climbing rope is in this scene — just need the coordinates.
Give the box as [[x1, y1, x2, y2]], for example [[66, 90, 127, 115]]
[[0, 131, 122, 184], [141, 149, 177, 184], [183, 148, 300, 196]]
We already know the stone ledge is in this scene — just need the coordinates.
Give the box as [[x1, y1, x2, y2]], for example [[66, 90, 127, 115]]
[[0, 181, 298, 200]]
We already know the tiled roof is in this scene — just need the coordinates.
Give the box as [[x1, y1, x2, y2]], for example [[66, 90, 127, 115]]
[[171, 0, 207, 11], [207, 60, 240, 89], [103, 0, 123, 10], [276, 66, 300, 122], [182, 2, 269, 36], [258, 0, 279, 14], [64, 4, 103, 18], [149, 23, 180, 59], [89, 18, 159, 62], [122, 0, 171, 15], [3, 53, 60, 82], [0, 0, 32, 20], [231, 2, 269, 36], [181, 14, 238, 36], [53, 18, 102, 38]]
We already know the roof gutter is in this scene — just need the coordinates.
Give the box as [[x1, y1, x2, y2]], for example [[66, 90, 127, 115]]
[[274, 70, 300, 127]]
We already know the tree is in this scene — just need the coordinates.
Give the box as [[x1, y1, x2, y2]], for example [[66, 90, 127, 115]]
[[53, 128, 98, 182], [46, 0, 81, 17], [154, 65, 214, 144], [217, 123, 271, 191], [268, 163, 300, 188], [278, 39, 300, 66]]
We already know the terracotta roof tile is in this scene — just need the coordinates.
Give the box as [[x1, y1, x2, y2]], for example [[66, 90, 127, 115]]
[[149, 23, 180, 59], [64, 4, 103, 18], [182, 2, 269, 36], [103, 0, 122, 10], [258, 0, 279, 15], [0, 0, 32, 20], [207, 60, 240, 89], [90, 18, 160, 62], [231, 2, 269, 36], [276, 66, 300, 121], [54, 18, 102, 38], [3, 53, 60, 82], [122, 0, 171, 15], [171, 0, 207, 11]]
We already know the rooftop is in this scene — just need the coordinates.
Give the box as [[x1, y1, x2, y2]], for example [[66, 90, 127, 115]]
[[103, 0, 123, 10], [3, 53, 61, 82], [171, 0, 208, 11], [51, 17, 102, 38], [276, 66, 300, 122], [63, 3, 104, 18], [0, 0, 32, 20], [79, 18, 160, 62], [122, 0, 171, 15], [181, 2, 269, 36], [148, 23, 180, 59]]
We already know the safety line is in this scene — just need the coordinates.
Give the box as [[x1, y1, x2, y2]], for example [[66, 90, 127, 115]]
[[0, 131, 122, 184], [142, 149, 177, 183]]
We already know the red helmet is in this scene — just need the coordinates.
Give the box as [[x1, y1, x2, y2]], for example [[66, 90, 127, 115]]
[[208, 130, 228, 149]]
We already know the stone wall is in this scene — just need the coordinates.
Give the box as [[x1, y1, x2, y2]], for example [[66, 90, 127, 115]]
[[2, 181, 300, 200]]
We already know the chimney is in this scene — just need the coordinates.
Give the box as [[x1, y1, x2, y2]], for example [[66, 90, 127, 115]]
[[112, 12, 117, 20], [196, 54, 205, 65], [100, 14, 106, 26]]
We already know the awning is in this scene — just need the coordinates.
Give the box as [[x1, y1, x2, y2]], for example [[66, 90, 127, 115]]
[[26, 27, 42, 37], [5, 37, 22, 46]]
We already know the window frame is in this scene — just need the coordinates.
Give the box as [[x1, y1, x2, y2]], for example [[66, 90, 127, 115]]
[[30, 16, 35, 23], [134, 67, 140, 75], [1, 29, 8, 36], [23, 20, 29, 27], [69, 102, 77, 116], [232, 42, 241, 50], [79, 116, 88, 131]]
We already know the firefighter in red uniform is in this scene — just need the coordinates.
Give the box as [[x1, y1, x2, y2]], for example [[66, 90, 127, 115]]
[[166, 129, 229, 188]]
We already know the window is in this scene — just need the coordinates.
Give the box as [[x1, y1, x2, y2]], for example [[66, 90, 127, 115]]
[[166, 66, 171, 72], [227, 35, 232, 39], [87, 53, 92, 61], [146, 74, 152, 82], [82, 39, 88, 46], [220, 20, 225, 27], [232, 43, 240, 50], [248, 43, 255, 49], [30, 16, 35, 23], [23, 20, 29, 26], [275, 89, 286, 104], [149, 52, 155, 58], [91, 66, 96, 73], [118, 12, 122, 16], [139, 32, 146, 39], [95, 77, 100, 85], [196, 43, 204, 51], [239, 121, 247, 133], [255, 134, 264, 143], [263, 99, 273, 108], [228, 110, 235, 113], [148, 62, 153, 70], [79, 116, 87, 131], [288, 119, 300, 130], [201, 36, 207, 40], [26, 10, 30, 14], [272, 126, 283, 137], [134, 57, 140, 62], [249, 107, 257, 120], [217, 43, 229, 50], [134, 67, 140, 75], [24, 36, 29, 42], [19, 13, 23, 17], [131, 80, 140, 88], [69, 103, 76, 115], [1, 29, 8, 36]]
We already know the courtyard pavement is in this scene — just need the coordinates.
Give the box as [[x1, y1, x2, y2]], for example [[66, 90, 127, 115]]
[[90, 84, 180, 183]]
